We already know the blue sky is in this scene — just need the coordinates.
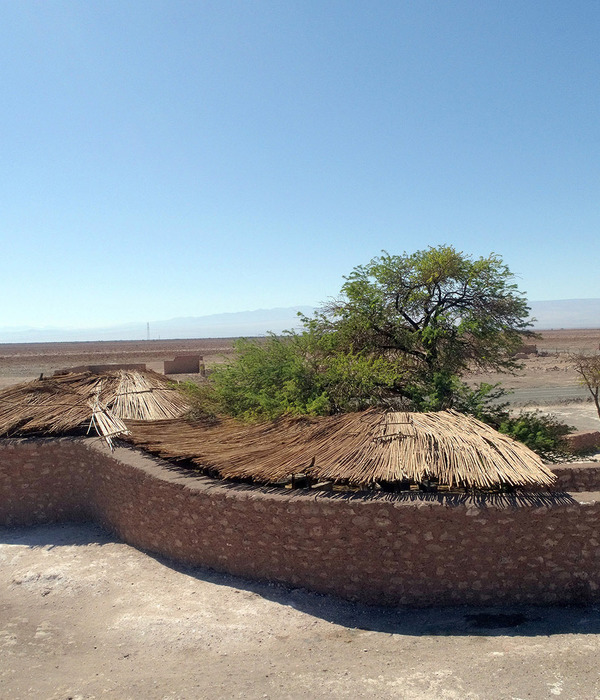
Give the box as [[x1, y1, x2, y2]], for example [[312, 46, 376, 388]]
[[1, 0, 599, 331]]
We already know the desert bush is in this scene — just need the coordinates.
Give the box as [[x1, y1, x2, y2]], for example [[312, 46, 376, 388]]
[[498, 411, 574, 461], [208, 333, 411, 421], [209, 334, 331, 421], [177, 380, 222, 420]]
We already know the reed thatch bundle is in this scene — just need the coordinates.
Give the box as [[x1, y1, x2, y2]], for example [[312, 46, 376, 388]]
[[125, 409, 556, 489], [0, 370, 189, 444], [109, 371, 190, 421]]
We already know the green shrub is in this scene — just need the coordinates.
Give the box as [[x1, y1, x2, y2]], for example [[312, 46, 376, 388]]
[[209, 334, 331, 421], [407, 373, 509, 420], [207, 333, 410, 421], [176, 380, 221, 420], [498, 411, 574, 461]]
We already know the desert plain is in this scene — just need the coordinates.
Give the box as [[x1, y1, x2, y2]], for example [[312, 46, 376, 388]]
[[1, 328, 599, 428], [1, 329, 600, 699]]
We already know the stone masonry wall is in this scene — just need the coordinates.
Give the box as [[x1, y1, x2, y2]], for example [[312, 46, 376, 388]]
[[1, 438, 600, 606], [0, 439, 91, 525], [565, 431, 600, 454], [552, 462, 600, 492]]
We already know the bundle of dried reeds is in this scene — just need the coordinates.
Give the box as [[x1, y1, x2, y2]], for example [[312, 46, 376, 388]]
[[110, 371, 189, 420], [87, 387, 130, 449], [0, 379, 93, 436], [0, 369, 189, 445], [125, 409, 556, 489]]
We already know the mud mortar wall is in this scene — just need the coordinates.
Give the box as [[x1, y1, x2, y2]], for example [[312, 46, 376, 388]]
[[1, 438, 600, 606]]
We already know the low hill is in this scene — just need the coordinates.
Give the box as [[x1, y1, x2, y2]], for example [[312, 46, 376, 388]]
[[529, 299, 600, 330], [1, 300, 598, 343]]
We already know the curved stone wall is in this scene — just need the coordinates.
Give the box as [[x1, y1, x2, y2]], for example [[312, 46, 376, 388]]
[[552, 461, 600, 492], [1, 437, 600, 606]]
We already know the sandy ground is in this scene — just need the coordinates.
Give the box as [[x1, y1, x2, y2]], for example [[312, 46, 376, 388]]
[[2, 523, 600, 700], [0, 338, 236, 390]]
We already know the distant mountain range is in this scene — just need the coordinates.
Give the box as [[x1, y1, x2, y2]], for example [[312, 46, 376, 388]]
[[528, 299, 600, 330], [0, 307, 315, 343], [0, 299, 598, 343]]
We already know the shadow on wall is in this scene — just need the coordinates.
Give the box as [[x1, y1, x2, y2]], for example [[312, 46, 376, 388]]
[[2, 521, 600, 639], [212, 478, 578, 508], [164, 460, 578, 507]]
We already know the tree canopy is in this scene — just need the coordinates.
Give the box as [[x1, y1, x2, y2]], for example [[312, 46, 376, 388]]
[[209, 245, 534, 420], [307, 246, 531, 372], [302, 245, 533, 407]]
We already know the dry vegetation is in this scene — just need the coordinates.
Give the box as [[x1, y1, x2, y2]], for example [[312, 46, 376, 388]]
[[126, 408, 554, 489]]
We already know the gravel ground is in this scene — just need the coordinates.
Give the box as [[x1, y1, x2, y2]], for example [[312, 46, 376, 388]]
[[1, 523, 600, 699]]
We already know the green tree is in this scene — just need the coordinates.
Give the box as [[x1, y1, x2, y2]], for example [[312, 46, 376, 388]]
[[303, 245, 534, 408], [201, 245, 534, 420]]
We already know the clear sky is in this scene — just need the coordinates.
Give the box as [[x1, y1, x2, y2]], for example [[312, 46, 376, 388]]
[[1, 0, 599, 330]]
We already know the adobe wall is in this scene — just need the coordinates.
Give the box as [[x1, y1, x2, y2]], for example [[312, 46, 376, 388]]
[[1, 438, 600, 607], [163, 355, 202, 374]]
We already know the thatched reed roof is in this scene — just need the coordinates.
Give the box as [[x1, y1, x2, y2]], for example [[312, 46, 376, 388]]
[[0, 370, 189, 446], [0, 371, 556, 488], [125, 409, 556, 489]]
